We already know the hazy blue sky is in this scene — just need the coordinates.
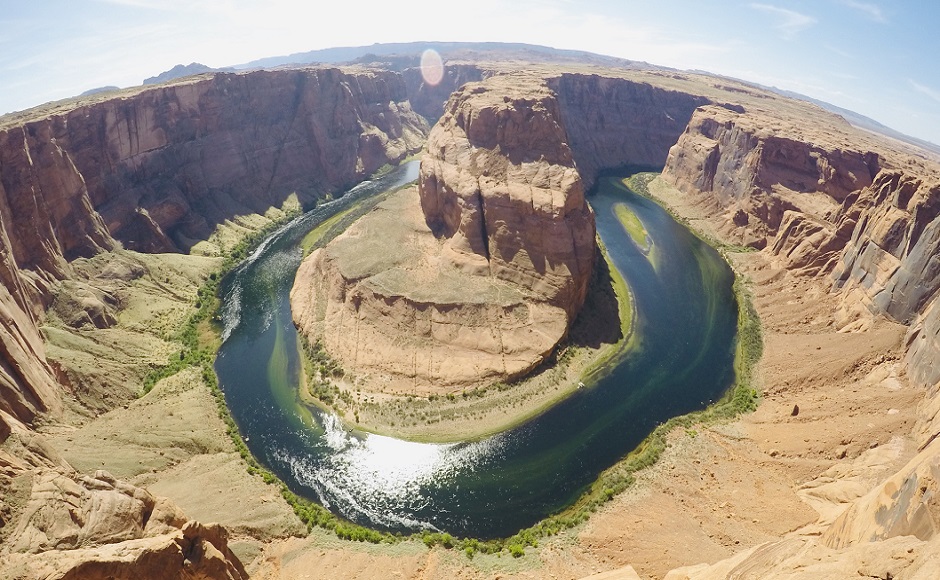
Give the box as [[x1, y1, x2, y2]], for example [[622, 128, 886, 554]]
[[2, 0, 938, 144]]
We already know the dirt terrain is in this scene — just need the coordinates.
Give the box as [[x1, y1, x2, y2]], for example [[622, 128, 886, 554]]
[[3, 59, 940, 579], [6, 161, 929, 580], [235, 177, 927, 579], [17, 172, 912, 580]]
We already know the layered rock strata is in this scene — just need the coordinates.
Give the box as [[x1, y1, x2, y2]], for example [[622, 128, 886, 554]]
[[291, 189, 570, 388], [1, 466, 247, 579], [662, 101, 940, 385], [664, 104, 880, 249], [295, 69, 921, 392], [0, 67, 427, 429], [550, 73, 710, 191], [0, 415, 246, 580], [292, 75, 596, 389], [4, 57, 940, 578], [0, 66, 426, 578], [418, 76, 595, 317], [654, 79, 940, 579]]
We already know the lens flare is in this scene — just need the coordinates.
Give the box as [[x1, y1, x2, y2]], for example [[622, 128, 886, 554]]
[[420, 49, 444, 86]]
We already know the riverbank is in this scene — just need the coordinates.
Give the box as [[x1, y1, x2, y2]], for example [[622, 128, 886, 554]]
[[37, 198, 311, 565], [248, 174, 922, 579], [32, 169, 914, 580], [292, 183, 636, 443], [563, 175, 918, 578], [34, 166, 914, 580], [314, 245, 634, 443]]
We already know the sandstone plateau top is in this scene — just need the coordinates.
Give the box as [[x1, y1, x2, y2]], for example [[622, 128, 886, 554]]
[[291, 73, 596, 391]]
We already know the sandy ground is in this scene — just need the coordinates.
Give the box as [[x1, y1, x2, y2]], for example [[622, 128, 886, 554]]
[[35, 178, 929, 579], [243, 178, 927, 578]]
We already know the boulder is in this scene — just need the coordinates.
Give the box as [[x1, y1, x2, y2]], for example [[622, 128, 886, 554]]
[[1, 469, 246, 580]]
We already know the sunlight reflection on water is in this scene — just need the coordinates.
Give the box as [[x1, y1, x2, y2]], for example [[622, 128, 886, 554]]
[[274, 413, 507, 530]]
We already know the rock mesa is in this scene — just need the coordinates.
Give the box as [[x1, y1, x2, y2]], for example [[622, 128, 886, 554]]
[[291, 76, 596, 390]]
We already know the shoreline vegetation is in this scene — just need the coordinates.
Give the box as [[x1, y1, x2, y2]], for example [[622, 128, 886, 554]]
[[138, 168, 763, 559], [296, 234, 638, 444], [292, 178, 639, 444]]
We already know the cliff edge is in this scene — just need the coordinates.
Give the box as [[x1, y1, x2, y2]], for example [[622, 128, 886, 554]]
[[0, 65, 427, 579], [0, 66, 427, 432], [291, 74, 595, 391]]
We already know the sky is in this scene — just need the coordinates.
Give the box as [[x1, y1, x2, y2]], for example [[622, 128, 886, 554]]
[[1, 0, 938, 145]]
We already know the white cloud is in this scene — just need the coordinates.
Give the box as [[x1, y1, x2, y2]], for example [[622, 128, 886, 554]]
[[911, 80, 940, 103], [824, 44, 854, 59], [837, 0, 887, 23], [749, 3, 817, 38]]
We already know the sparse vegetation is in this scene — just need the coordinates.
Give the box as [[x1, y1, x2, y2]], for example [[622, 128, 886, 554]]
[[140, 208, 300, 396], [299, 179, 416, 256], [613, 203, 650, 250], [133, 169, 763, 560]]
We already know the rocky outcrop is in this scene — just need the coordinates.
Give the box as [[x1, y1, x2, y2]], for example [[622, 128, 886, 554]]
[[648, 76, 940, 580], [0, 66, 427, 428], [785, 169, 940, 387], [907, 298, 940, 396], [823, 438, 940, 548], [664, 104, 880, 248], [662, 103, 940, 390], [830, 172, 940, 323], [1, 470, 246, 579], [10, 67, 427, 256], [0, 417, 245, 580], [291, 190, 570, 388], [292, 74, 596, 389], [418, 76, 595, 315]]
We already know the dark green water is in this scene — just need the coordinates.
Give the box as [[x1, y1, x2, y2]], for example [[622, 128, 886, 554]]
[[214, 165, 738, 538]]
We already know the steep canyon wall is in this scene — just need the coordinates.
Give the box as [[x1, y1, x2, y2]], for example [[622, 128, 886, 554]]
[[659, 85, 940, 570], [0, 67, 427, 429], [5, 61, 940, 578], [292, 72, 723, 389], [661, 100, 940, 388], [550, 73, 710, 191]]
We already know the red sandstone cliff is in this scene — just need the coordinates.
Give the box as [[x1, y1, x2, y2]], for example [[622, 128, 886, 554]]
[[658, 94, 940, 579], [664, 104, 880, 248], [6, 59, 940, 578], [549, 73, 709, 191], [0, 66, 427, 579], [662, 103, 940, 389], [418, 75, 596, 316], [0, 67, 427, 431], [291, 74, 597, 389], [291, 189, 572, 389]]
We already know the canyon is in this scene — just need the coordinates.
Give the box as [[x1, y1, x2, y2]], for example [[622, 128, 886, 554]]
[[1, 50, 940, 579], [291, 74, 597, 392], [0, 66, 426, 578]]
